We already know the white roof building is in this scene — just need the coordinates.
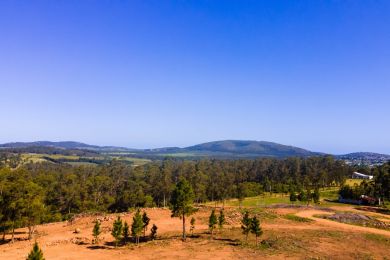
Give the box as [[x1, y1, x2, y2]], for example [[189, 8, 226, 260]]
[[352, 172, 373, 180]]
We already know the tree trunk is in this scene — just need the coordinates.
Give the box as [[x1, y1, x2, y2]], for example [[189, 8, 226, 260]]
[[28, 226, 33, 240], [11, 225, 15, 243], [256, 235, 258, 246], [2, 229, 5, 241], [182, 214, 186, 241]]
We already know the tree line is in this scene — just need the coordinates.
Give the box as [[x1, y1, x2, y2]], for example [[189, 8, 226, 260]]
[[23, 178, 263, 260], [339, 161, 390, 204], [1, 156, 385, 241]]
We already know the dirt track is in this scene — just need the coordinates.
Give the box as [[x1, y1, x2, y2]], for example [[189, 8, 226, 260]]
[[296, 209, 390, 237], [1, 206, 389, 259]]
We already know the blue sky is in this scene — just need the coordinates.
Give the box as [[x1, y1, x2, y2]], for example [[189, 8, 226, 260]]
[[0, 0, 389, 154]]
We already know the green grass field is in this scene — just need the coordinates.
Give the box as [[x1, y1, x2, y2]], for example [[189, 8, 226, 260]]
[[114, 157, 152, 166], [283, 214, 314, 222], [345, 178, 364, 186], [224, 195, 292, 207], [213, 187, 343, 208], [22, 153, 80, 161], [20, 153, 151, 167]]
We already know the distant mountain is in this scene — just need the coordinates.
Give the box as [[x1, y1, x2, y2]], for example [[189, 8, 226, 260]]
[[0, 141, 97, 149], [0, 140, 317, 158], [0, 141, 133, 152], [1, 140, 389, 162], [181, 140, 319, 158]]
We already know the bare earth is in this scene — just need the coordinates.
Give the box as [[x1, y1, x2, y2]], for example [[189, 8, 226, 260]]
[[1, 205, 390, 260]]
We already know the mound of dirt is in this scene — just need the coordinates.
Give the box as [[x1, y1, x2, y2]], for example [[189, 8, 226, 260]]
[[323, 213, 390, 230], [226, 211, 242, 225], [70, 237, 90, 245]]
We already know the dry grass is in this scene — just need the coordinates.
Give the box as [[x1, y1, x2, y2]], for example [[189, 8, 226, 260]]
[[1, 205, 390, 259]]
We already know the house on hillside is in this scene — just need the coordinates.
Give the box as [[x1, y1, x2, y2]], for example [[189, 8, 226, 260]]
[[352, 172, 373, 180], [338, 195, 378, 205]]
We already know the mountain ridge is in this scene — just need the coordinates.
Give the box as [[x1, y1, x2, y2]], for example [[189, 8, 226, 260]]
[[1, 140, 388, 160]]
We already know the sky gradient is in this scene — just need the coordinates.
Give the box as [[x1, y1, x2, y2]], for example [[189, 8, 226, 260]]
[[0, 0, 389, 154]]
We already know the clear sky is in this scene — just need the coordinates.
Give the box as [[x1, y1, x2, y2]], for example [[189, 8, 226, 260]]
[[0, 1, 389, 154]]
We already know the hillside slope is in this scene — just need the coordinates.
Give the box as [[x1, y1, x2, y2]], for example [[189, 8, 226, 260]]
[[182, 140, 318, 157]]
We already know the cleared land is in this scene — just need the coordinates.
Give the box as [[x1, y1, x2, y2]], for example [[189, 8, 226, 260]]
[[1, 201, 390, 259], [345, 178, 364, 186], [20, 153, 151, 166]]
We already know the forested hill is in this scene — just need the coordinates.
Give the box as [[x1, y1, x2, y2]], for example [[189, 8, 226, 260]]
[[0, 141, 133, 152], [180, 140, 319, 157], [1, 140, 389, 162], [0, 140, 320, 158]]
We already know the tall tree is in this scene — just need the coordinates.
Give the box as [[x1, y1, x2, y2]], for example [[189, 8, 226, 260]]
[[92, 221, 101, 244], [131, 209, 143, 245], [142, 211, 150, 237], [312, 187, 320, 204], [169, 180, 196, 241], [122, 221, 130, 244], [111, 216, 123, 247], [208, 209, 217, 238], [23, 182, 45, 240], [289, 190, 297, 203], [237, 183, 247, 208], [250, 216, 263, 246], [241, 211, 252, 242], [306, 188, 312, 206], [218, 210, 225, 229]]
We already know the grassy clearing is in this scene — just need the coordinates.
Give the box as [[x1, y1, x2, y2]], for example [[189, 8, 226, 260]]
[[222, 188, 341, 208], [114, 157, 152, 166], [319, 188, 339, 200], [345, 178, 364, 186], [223, 194, 296, 207], [21, 153, 49, 163], [20, 153, 151, 167], [283, 214, 314, 223], [239, 208, 279, 220], [46, 154, 80, 160], [21, 153, 80, 161]]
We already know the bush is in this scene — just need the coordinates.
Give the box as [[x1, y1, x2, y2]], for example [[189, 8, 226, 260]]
[[27, 242, 45, 260]]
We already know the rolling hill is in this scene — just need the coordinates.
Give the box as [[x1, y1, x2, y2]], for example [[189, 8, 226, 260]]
[[0, 141, 133, 152], [181, 140, 319, 158], [0, 140, 320, 158], [1, 140, 389, 162]]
